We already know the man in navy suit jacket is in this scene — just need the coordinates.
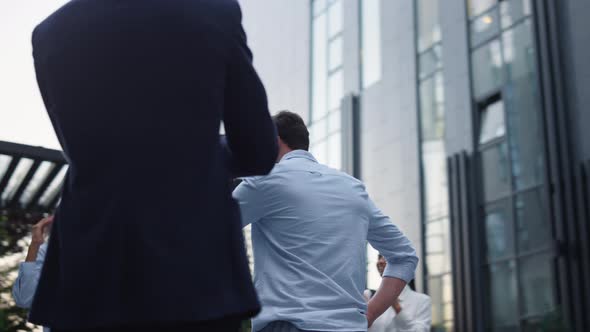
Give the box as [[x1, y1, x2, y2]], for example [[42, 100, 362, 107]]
[[29, 1, 278, 331]]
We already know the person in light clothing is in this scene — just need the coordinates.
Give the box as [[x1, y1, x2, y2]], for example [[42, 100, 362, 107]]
[[365, 255, 431, 332], [233, 111, 419, 332], [13, 216, 53, 332]]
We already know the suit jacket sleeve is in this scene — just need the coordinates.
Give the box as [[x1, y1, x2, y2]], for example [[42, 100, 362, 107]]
[[222, 1, 278, 178]]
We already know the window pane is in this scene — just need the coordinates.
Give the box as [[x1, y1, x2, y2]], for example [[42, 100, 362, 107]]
[[426, 218, 451, 275], [327, 133, 342, 169], [19, 161, 56, 206], [503, 20, 535, 82], [428, 276, 445, 327], [468, 0, 497, 18], [504, 81, 544, 190], [1, 158, 34, 203], [419, 73, 445, 141], [515, 189, 551, 253], [485, 261, 519, 327], [481, 143, 511, 202], [329, 37, 343, 71], [313, 0, 328, 16], [470, 8, 500, 47], [472, 40, 504, 98], [479, 99, 506, 145], [484, 199, 514, 260], [501, 0, 532, 28], [422, 142, 449, 220], [417, 0, 441, 51], [328, 110, 341, 133], [310, 117, 328, 143], [328, 70, 343, 110], [0, 154, 13, 182], [312, 14, 328, 121], [312, 140, 328, 165], [419, 45, 443, 79], [502, 21, 544, 190], [362, 0, 382, 87], [519, 254, 556, 316], [328, 0, 342, 37]]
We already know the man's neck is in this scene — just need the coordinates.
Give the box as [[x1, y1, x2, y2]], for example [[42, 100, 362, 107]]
[[277, 149, 294, 162]]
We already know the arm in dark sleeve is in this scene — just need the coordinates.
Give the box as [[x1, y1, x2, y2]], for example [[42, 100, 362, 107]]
[[222, 2, 278, 178]]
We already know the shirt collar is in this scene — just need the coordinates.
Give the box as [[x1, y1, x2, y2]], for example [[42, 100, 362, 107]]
[[280, 150, 318, 163]]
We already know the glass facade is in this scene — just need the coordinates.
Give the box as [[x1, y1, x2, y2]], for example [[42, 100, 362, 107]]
[[361, 0, 382, 88], [468, 0, 556, 330], [310, 0, 344, 170], [416, 0, 453, 330]]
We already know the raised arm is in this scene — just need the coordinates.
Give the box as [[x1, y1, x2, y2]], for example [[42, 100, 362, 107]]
[[12, 216, 52, 308], [13, 244, 47, 308], [222, 2, 277, 178]]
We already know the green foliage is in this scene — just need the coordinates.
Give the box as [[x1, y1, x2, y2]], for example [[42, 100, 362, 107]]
[[241, 320, 252, 332], [0, 210, 41, 332], [0, 266, 36, 332]]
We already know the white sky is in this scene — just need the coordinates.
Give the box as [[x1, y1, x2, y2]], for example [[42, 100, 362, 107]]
[[0, 1, 68, 149]]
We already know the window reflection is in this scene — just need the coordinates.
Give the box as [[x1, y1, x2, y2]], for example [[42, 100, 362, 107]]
[[361, 0, 382, 88], [312, 13, 328, 121], [328, 37, 343, 71], [328, 0, 342, 37], [468, 0, 497, 18], [328, 70, 343, 110], [419, 73, 445, 141], [472, 40, 504, 98], [519, 255, 556, 316], [515, 190, 550, 253], [479, 99, 506, 145], [481, 143, 510, 202], [470, 8, 500, 47], [419, 45, 443, 79], [500, 0, 532, 28], [417, 0, 442, 51], [484, 200, 514, 260], [486, 261, 519, 328]]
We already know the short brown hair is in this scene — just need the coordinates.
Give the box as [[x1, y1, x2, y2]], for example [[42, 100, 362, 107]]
[[272, 111, 310, 151]]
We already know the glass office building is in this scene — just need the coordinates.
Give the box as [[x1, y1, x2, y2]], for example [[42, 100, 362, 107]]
[[241, 0, 590, 330], [4, 1, 586, 331]]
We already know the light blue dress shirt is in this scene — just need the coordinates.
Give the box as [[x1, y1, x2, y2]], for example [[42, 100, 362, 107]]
[[233, 150, 418, 332], [12, 243, 50, 332]]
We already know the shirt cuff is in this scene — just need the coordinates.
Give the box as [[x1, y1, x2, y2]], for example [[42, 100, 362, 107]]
[[382, 261, 416, 283]]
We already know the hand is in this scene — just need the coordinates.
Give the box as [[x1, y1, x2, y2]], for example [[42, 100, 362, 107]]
[[31, 216, 54, 246], [392, 300, 402, 314]]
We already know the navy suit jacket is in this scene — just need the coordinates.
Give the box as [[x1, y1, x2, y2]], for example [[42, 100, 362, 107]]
[[29, 0, 277, 329]]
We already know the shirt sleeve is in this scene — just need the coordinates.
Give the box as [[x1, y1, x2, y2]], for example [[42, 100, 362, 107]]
[[366, 195, 418, 283], [233, 178, 267, 227], [12, 243, 47, 308]]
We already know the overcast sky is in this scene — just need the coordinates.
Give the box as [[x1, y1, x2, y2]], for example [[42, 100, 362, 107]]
[[0, 1, 69, 149]]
